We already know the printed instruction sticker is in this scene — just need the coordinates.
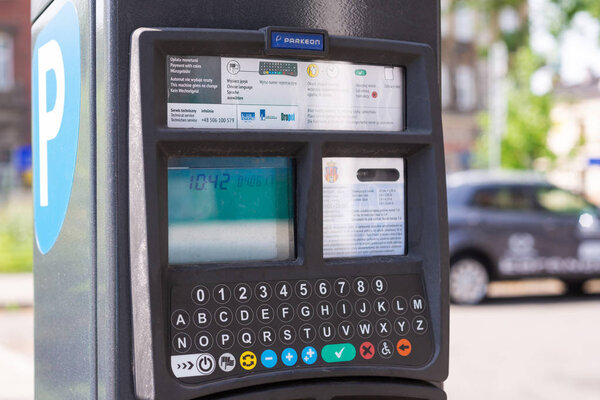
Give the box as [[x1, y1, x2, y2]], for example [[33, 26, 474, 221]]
[[322, 158, 405, 258], [166, 56, 404, 131]]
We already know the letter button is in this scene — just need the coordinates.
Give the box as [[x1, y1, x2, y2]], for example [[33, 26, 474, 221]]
[[376, 318, 391, 337], [319, 322, 336, 342], [277, 303, 294, 323], [373, 297, 390, 316], [216, 329, 234, 350], [317, 300, 333, 320], [336, 299, 352, 319], [355, 299, 371, 317], [193, 308, 211, 328], [338, 321, 354, 340], [279, 325, 296, 345], [297, 302, 314, 321], [172, 332, 192, 353], [171, 309, 190, 330], [299, 323, 316, 343], [191, 285, 209, 305], [236, 305, 254, 325], [195, 331, 213, 351], [357, 320, 373, 339], [238, 328, 256, 348], [392, 296, 408, 315], [394, 317, 410, 336], [259, 326, 276, 347], [215, 307, 232, 327], [412, 316, 428, 335], [257, 304, 274, 324], [410, 295, 426, 314]]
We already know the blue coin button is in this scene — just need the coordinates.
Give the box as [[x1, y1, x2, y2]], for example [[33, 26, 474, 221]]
[[301, 346, 318, 365], [281, 348, 298, 366], [261, 349, 277, 368]]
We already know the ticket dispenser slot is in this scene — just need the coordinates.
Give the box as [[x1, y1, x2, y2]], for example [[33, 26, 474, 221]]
[[129, 27, 447, 400]]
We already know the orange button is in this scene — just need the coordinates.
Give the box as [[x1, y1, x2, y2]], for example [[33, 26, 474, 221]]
[[396, 339, 412, 356]]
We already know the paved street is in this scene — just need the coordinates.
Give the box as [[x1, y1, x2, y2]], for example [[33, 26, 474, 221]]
[[0, 280, 599, 400], [0, 308, 33, 400], [446, 281, 600, 400]]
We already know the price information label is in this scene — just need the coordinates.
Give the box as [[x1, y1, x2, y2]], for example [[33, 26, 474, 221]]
[[166, 56, 404, 131]]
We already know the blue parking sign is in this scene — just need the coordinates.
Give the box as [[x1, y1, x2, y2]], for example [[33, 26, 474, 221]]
[[32, 2, 81, 254]]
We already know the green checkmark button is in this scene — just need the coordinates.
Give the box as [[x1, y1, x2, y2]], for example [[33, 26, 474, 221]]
[[321, 343, 356, 363]]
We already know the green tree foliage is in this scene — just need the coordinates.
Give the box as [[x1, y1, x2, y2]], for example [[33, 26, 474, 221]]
[[501, 48, 555, 169], [474, 48, 554, 169]]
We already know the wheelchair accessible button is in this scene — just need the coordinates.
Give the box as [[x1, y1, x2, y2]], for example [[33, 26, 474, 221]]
[[281, 348, 298, 366], [321, 343, 356, 363], [261, 349, 277, 368], [301, 346, 318, 365]]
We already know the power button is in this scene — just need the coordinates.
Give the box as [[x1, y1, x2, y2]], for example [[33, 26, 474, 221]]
[[196, 353, 216, 375]]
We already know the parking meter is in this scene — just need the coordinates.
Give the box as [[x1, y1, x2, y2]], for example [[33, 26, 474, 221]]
[[32, 1, 448, 399]]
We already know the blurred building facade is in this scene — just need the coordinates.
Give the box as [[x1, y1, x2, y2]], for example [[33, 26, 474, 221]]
[[0, 0, 30, 188], [440, 0, 486, 172], [548, 78, 600, 205]]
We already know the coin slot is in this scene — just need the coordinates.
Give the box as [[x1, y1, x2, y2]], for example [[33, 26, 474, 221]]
[[356, 168, 400, 182]]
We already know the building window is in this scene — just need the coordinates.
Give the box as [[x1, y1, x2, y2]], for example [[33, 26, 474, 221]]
[[455, 65, 476, 111], [0, 32, 14, 92], [441, 63, 451, 109], [454, 6, 474, 43]]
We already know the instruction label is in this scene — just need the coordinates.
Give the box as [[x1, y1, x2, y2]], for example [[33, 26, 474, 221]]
[[166, 56, 404, 131], [322, 158, 405, 258]]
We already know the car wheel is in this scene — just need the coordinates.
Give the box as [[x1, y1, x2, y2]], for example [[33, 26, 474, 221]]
[[563, 280, 586, 295], [449, 257, 489, 305]]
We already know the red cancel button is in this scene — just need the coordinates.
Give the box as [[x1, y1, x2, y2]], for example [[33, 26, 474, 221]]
[[359, 341, 375, 360]]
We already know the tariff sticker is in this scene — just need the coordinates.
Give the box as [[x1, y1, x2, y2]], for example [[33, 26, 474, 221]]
[[322, 158, 405, 259]]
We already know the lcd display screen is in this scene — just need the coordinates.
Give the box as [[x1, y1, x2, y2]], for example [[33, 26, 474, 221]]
[[168, 157, 295, 264]]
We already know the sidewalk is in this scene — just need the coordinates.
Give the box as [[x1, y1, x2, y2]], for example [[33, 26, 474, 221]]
[[0, 273, 33, 308]]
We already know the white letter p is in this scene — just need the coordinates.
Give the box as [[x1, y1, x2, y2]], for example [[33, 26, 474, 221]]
[[38, 40, 65, 207]]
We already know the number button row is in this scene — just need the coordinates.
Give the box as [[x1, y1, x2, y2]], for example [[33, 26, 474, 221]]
[[191, 277, 392, 306]]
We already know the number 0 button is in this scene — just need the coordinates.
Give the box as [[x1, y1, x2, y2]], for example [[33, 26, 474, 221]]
[[191, 285, 209, 305]]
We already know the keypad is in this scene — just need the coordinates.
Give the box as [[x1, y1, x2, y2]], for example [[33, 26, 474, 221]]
[[170, 274, 433, 382], [259, 61, 298, 76]]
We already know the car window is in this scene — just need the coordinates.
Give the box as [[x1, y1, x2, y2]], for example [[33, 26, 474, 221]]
[[472, 186, 532, 211], [535, 187, 592, 215]]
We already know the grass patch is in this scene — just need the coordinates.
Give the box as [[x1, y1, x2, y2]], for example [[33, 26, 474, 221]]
[[0, 192, 33, 273]]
